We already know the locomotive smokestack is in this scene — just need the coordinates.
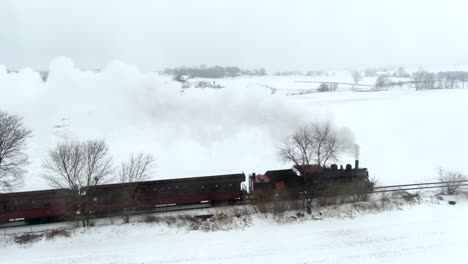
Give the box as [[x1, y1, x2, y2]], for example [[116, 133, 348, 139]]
[[355, 160, 359, 170]]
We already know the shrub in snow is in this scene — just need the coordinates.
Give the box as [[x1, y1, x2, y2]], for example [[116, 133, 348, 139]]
[[46, 229, 71, 240], [317, 82, 330, 92], [141, 211, 252, 232], [14, 233, 44, 244], [398, 190, 422, 203], [378, 192, 392, 208], [437, 167, 468, 195]]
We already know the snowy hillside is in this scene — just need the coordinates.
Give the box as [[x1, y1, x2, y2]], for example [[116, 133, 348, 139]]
[[1, 57, 468, 191]]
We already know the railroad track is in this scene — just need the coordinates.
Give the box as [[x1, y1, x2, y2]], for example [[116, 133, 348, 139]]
[[2, 180, 467, 231], [371, 180, 468, 193]]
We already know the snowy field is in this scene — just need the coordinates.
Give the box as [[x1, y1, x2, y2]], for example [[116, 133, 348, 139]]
[[1, 57, 468, 192], [1, 197, 467, 263]]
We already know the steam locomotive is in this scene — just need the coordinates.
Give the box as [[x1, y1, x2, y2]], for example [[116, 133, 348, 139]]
[[250, 160, 370, 194]]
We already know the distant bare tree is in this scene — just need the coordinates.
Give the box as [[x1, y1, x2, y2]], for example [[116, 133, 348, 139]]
[[438, 72, 454, 89], [119, 153, 156, 223], [462, 72, 468, 89], [42, 139, 113, 226], [0, 111, 32, 192], [412, 71, 424, 90], [279, 121, 354, 167], [412, 71, 436, 90], [374, 76, 389, 90], [351, 71, 362, 91]]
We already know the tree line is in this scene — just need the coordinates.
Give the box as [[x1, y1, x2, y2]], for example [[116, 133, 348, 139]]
[[411, 71, 468, 90], [347, 68, 468, 92], [163, 65, 267, 79]]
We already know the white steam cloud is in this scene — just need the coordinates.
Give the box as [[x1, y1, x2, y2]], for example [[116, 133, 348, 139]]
[[0, 57, 304, 190]]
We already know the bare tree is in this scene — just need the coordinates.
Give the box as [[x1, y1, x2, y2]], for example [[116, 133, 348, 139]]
[[462, 72, 468, 89], [279, 121, 354, 167], [119, 153, 156, 223], [279, 121, 356, 213], [437, 167, 468, 195], [42, 139, 113, 226], [279, 126, 313, 166], [438, 72, 454, 89], [351, 71, 362, 91], [0, 111, 32, 192], [412, 71, 436, 90], [80, 140, 114, 225]]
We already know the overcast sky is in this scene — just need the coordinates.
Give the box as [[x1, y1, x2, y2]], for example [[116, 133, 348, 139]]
[[1, 0, 467, 71]]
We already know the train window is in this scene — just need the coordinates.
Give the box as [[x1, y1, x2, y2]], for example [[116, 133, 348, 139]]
[[15, 200, 25, 209], [44, 201, 51, 208]]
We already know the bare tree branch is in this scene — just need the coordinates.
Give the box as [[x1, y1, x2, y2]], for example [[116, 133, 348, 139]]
[[351, 71, 362, 91], [42, 138, 114, 226], [278, 120, 353, 167], [0, 111, 32, 192], [82, 140, 114, 187], [42, 139, 83, 192], [119, 153, 156, 223]]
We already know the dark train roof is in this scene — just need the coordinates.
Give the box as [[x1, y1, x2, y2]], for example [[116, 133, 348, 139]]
[[264, 169, 298, 182], [83, 173, 246, 191], [0, 188, 74, 200], [264, 169, 296, 177], [294, 164, 321, 174]]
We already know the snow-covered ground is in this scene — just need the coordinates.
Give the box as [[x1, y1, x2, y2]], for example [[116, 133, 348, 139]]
[[1, 196, 467, 264], [1, 57, 468, 191]]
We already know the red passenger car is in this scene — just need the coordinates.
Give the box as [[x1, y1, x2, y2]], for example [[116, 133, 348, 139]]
[[0, 189, 75, 224], [82, 173, 246, 216]]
